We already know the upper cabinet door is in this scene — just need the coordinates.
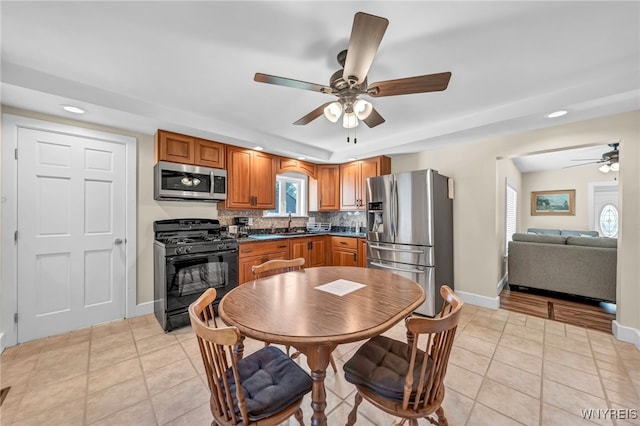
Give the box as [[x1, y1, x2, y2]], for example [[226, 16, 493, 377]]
[[226, 147, 253, 209], [316, 165, 340, 211], [226, 146, 276, 210], [251, 151, 277, 209], [340, 161, 361, 210], [194, 138, 225, 168], [157, 131, 195, 164]]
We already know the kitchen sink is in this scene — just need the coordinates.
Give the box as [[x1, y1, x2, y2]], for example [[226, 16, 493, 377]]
[[247, 234, 287, 240]]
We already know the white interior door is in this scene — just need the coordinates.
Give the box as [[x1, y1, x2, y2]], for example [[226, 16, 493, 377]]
[[17, 128, 127, 342], [591, 183, 619, 238]]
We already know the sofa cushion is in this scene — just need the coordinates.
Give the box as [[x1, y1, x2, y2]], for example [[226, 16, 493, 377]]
[[513, 233, 567, 245], [566, 236, 617, 249], [527, 228, 561, 235], [561, 230, 599, 237]]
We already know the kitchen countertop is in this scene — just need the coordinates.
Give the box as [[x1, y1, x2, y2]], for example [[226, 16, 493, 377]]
[[238, 231, 366, 243]]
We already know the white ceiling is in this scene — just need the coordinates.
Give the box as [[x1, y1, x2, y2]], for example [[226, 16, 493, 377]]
[[1, 1, 639, 163], [511, 144, 614, 173]]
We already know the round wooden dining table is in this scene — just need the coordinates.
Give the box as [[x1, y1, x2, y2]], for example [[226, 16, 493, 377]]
[[218, 266, 426, 426]]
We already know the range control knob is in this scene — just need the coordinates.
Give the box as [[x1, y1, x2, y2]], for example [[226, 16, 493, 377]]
[[217, 243, 226, 250], [175, 247, 184, 254], [185, 246, 192, 253]]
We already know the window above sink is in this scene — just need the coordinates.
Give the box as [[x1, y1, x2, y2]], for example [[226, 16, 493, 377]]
[[264, 172, 308, 218]]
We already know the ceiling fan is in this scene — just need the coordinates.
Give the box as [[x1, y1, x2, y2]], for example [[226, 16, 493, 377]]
[[254, 12, 452, 132], [566, 143, 620, 173]]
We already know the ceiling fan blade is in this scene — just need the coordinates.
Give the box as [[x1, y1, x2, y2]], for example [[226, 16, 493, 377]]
[[368, 72, 452, 97], [562, 160, 604, 169], [363, 107, 385, 128], [254, 73, 334, 94], [293, 102, 333, 125], [342, 12, 389, 86]]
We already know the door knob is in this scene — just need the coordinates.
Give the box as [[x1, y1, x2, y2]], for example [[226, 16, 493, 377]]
[[114, 238, 124, 245]]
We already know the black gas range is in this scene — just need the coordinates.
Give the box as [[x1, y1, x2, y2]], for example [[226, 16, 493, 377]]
[[153, 218, 238, 332]]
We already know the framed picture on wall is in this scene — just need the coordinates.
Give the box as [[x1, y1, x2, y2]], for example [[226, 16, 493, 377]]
[[531, 189, 575, 215]]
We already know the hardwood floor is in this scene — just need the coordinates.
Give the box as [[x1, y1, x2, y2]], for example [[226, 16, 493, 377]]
[[500, 285, 616, 334]]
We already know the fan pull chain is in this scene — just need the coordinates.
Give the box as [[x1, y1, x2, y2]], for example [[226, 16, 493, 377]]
[[354, 125, 357, 144]]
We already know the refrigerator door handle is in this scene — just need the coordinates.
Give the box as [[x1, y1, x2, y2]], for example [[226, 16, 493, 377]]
[[390, 178, 397, 240], [369, 261, 425, 274], [369, 245, 424, 254]]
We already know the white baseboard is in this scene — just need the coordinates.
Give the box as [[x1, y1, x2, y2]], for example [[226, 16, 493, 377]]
[[455, 290, 500, 310], [612, 320, 640, 350], [133, 301, 154, 317], [497, 274, 508, 292]]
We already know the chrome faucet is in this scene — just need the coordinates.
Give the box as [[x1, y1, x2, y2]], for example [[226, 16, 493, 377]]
[[287, 212, 292, 233]]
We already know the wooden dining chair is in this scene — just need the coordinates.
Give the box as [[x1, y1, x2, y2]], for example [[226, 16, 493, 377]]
[[251, 257, 306, 278], [342, 285, 464, 426], [252, 257, 338, 373], [189, 288, 312, 426]]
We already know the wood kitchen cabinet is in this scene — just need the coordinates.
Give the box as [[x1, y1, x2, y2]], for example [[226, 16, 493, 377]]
[[340, 156, 391, 210], [358, 239, 367, 267], [156, 129, 225, 168], [330, 236, 359, 267], [316, 165, 340, 211], [226, 146, 277, 210], [277, 157, 317, 179], [290, 236, 326, 268], [238, 240, 290, 284]]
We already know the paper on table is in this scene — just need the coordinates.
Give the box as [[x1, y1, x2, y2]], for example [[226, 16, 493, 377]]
[[315, 279, 366, 297]]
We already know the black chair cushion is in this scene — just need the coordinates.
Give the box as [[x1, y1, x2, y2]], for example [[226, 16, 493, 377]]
[[343, 335, 428, 401], [226, 345, 312, 421]]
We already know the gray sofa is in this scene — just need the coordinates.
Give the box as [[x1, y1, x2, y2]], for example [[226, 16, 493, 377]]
[[508, 232, 617, 302]]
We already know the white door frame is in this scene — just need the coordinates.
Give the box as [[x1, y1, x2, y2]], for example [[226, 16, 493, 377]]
[[1, 114, 137, 348]]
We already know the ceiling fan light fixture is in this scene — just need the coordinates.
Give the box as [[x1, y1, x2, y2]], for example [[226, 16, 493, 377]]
[[353, 99, 373, 119], [343, 112, 358, 128], [599, 163, 611, 173], [610, 162, 620, 172], [323, 101, 343, 123]]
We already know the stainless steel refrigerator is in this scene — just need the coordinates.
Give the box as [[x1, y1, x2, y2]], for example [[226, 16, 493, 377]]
[[366, 169, 453, 316]]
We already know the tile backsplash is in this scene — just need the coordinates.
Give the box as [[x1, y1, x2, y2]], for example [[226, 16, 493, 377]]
[[217, 210, 366, 233]]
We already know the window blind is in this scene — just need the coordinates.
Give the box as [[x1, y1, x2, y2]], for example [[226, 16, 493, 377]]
[[505, 182, 517, 255]]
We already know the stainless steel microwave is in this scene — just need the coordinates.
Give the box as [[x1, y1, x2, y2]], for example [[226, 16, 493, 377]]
[[154, 161, 227, 202]]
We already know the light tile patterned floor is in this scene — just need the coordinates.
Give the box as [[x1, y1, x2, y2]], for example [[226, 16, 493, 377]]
[[1, 305, 639, 425]]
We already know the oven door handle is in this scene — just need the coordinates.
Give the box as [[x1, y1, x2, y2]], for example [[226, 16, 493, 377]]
[[168, 250, 237, 261]]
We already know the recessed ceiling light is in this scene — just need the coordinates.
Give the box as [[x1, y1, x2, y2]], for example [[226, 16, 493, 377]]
[[348, 157, 356, 161], [297, 156, 306, 160], [546, 110, 567, 118], [62, 105, 86, 114], [254, 146, 264, 151]]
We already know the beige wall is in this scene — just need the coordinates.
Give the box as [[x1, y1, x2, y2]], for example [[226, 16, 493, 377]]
[[522, 164, 616, 232], [393, 111, 640, 336]]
